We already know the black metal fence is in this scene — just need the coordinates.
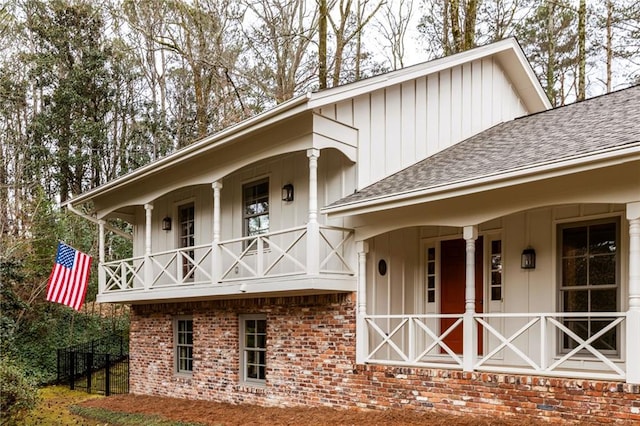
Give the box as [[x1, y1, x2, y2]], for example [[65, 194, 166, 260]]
[[57, 332, 129, 395]]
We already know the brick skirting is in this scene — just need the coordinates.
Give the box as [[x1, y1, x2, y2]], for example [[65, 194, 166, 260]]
[[129, 294, 640, 424]]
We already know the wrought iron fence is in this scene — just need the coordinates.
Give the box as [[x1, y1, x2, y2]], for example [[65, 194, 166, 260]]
[[57, 332, 129, 395]]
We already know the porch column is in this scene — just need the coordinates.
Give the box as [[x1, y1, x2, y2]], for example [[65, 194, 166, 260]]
[[355, 241, 369, 364], [306, 148, 320, 275], [212, 181, 223, 283], [462, 225, 478, 372], [626, 202, 640, 384], [98, 219, 105, 295], [144, 203, 153, 290]]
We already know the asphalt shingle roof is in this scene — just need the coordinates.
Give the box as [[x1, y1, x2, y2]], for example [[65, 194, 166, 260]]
[[327, 85, 640, 210]]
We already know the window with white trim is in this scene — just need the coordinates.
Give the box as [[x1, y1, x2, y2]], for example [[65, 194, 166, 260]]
[[178, 203, 195, 281], [174, 317, 193, 374], [490, 240, 502, 301], [426, 247, 436, 304], [243, 179, 269, 238], [240, 314, 266, 385], [558, 218, 619, 352]]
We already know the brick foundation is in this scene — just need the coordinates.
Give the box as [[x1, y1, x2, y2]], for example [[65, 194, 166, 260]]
[[129, 293, 640, 423]]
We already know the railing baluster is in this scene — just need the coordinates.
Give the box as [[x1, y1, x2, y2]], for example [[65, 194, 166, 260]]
[[540, 314, 547, 370]]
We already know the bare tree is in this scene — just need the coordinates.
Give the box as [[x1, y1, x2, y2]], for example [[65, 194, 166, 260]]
[[243, 0, 318, 103], [375, 0, 413, 70]]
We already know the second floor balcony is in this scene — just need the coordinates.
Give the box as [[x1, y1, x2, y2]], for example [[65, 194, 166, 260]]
[[98, 224, 356, 303]]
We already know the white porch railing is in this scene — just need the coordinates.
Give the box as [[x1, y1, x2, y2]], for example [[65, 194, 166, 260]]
[[101, 225, 354, 292], [364, 312, 626, 380], [218, 225, 354, 282]]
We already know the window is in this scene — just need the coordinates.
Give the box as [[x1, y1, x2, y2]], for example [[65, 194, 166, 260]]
[[178, 203, 195, 280], [426, 247, 436, 303], [175, 317, 193, 374], [243, 179, 269, 238], [490, 240, 502, 301], [240, 314, 266, 385], [558, 219, 619, 352]]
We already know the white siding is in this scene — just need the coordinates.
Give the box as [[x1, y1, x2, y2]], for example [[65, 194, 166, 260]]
[[323, 58, 529, 189], [141, 150, 355, 254]]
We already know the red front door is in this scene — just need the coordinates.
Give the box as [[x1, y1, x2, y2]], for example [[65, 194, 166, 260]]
[[440, 238, 483, 354]]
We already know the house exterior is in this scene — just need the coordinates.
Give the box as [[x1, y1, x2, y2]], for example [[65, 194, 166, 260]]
[[63, 38, 640, 423]]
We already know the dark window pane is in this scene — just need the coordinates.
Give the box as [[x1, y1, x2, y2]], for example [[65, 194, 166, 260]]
[[491, 271, 501, 286], [427, 248, 435, 261], [427, 291, 435, 303], [562, 257, 587, 287], [563, 320, 589, 349], [246, 334, 255, 348], [590, 223, 616, 254], [427, 262, 435, 275], [427, 276, 435, 289], [491, 287, 502, 301], [591, 289, 617, 312], [563, 226, 587, 257], [257, 320, 266, 334], [247, 364, 257, 379], [592, 320, 617, 350], [257, 335, 266, 348], [589, 255, 616, 286], [491, 240, 501, 254], [245, 320, 255, 333], [563, 290, 588, 312], [247, 350, 255, 364]]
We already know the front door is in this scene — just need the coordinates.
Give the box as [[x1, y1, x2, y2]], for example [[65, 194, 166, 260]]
[[440, 237, 483, 354]]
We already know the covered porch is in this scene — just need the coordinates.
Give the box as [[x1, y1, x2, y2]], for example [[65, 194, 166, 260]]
[[353, 201, 640, 383]]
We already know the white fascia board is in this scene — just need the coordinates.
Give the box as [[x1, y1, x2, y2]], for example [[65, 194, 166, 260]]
[[308, 38, 548, 111], [96, 276, 357, 304], [498, 40, 552, 112], [323, 144, 640, 217], [62, 94, 311, 208]]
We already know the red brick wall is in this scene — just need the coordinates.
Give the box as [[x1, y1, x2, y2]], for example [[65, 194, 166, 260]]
[[129, 293, 640, 423]]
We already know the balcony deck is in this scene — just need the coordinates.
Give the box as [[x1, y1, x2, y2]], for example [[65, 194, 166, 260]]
[[98, 225, 356, 303]]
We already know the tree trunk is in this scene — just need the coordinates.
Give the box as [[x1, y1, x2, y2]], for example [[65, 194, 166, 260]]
[[319, 0, 328, 89], [577, 0, 586, 101], [606, 0, 612, 93]]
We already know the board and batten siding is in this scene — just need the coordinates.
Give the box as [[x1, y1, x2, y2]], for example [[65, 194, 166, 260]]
[[318, 58, 528, 189]]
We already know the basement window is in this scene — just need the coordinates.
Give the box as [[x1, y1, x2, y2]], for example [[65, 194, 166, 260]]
[[239, 314, 267, 385], [174, 317, 193, 374]]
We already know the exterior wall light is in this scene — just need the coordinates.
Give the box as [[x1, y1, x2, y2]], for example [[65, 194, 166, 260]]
[[521, 247, 536, 269], [162, 216, 172, 231], [282, 183, 294, 202]]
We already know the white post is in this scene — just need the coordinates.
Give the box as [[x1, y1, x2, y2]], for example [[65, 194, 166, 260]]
[[626, 202, 640, 384], [98, 219, 106, 295], [355, 240, 369, 364], [306, 148, 320, 275], [212, 181, 223, 283], [462, 225, 478, 372], [144, 203, 153, 290]]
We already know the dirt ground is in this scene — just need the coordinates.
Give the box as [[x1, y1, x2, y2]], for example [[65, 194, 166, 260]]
[[80, 394, 543, 426]]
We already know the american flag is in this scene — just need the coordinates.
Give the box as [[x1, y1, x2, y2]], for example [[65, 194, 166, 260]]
[[46, 242, 92, 311]]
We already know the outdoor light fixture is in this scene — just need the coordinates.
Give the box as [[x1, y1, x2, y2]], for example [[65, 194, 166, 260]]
[[162, 216, 172, 231], [282, 183, 294, 202], [521, 247, 536, 269]]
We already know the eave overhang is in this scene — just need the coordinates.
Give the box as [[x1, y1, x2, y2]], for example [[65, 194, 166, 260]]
[[323, 143, 640, 219]]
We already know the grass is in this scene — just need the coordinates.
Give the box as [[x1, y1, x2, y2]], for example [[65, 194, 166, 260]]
[[21, 386, 203, 426], [69, 406, 205, 426]]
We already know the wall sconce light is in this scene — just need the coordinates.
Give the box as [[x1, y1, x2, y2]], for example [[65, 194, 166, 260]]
[[282, 183, 294, 202], [161, 216, 172, 231], [521, 247, 536, 269]]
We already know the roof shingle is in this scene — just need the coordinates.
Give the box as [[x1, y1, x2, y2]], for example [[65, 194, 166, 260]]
[[327, 85, 640, 209]]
